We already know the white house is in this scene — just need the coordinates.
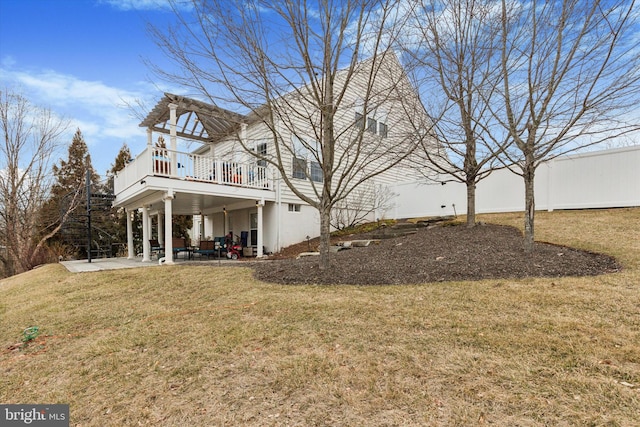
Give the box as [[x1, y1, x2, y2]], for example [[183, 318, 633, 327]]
[[113, 54, 433, 263]]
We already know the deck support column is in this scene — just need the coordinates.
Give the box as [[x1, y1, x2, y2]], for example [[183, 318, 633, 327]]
[[169, 103, 178, 177], [158, 213, 164, 246], [142, 206, 150, 262], [199, 212, 205, 243], [126, 209, 135, 260], [163, 190, 175, 265], [257, 199, 264, 258]]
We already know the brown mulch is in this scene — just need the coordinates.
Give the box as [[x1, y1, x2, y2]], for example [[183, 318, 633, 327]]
[[251, 223, 621, 285]]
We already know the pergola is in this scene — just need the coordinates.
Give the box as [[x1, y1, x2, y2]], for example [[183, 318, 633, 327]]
[[140, 92, 247, 144]]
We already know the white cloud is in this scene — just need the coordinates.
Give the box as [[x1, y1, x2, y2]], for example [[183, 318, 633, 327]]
[[1, 66, 158, 174], [1, 55, 16, 68], [4, 68, 149, 133], [99, 0, 191, 12]]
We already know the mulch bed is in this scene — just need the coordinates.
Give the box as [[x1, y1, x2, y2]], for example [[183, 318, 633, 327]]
[[251, 223, 621, 285]]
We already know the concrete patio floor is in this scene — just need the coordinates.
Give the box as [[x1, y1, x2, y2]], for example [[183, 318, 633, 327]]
[[60, 256, 240, 273], [60, 257, 158, 273]]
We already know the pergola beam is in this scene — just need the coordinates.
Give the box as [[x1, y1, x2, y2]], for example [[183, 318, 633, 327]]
[[140, 93, 247, 143]]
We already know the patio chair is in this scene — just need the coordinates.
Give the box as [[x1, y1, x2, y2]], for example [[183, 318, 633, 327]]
[[172, 237, 191, 259], [149, 239, 164, 259], [194, 240, 220, 259]]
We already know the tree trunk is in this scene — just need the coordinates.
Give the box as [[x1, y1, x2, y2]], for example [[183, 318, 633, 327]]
[[523, 160, 536, 253], [318, 202, 331, 271], [466, 180, 476, 228]]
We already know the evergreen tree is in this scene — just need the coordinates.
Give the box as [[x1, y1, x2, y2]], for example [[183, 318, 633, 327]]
[[109, 143, 132, 176], [40, 129, 100, 258], [51, 128, 99, 198], [173, 215, 193, 243]]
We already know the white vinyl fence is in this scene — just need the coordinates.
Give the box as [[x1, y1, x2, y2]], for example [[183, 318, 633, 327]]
[[388, 145, 640, 219]]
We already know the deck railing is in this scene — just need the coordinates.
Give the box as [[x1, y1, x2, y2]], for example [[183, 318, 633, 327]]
[[114, 146, 272, 194]]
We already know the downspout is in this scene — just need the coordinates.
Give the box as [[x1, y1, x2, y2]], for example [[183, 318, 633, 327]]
[[163, 189, 175, 264], [274, 116, 282, 253], [276, 179, 281, 253], [257, 198, 264, 257]]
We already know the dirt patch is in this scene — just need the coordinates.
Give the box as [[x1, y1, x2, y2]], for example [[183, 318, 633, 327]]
[[252, 223, 621, 285]]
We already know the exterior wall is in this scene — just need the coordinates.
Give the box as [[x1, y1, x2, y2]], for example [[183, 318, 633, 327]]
[[242, 54, 430, 249], [278, 202, 320, 251], [226, 208, 251, 243], [236, 54, 427, 204], [192, 212, 226, 242], [388, 145, 640, 218], [262, 201, 280, 254]]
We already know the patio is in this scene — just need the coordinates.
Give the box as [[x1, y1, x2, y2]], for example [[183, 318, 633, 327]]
[[60, 256, 240, 273]]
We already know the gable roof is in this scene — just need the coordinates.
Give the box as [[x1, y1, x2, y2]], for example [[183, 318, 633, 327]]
[[140, 53, 428, 145]]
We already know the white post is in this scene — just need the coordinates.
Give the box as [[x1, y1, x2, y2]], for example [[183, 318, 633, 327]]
[[142, 206, 150, 262], [126, 209, 134, 259], [200, 212, 205, 243], [276, 179, 281, 253], [223, 207, 227, 236], [164, 191, 175, 264], [146, 127, 153, 146], [158, 213, 164, 245], [257, 199, 264, 258], [169, 103, 178, 177]]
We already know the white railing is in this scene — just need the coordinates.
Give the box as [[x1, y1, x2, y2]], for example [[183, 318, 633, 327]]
[[114, 146, 272, 194]]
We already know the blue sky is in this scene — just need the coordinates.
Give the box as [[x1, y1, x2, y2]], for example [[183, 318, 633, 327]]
[[0, 0, 183, 175], [2, 0, 638, 177]]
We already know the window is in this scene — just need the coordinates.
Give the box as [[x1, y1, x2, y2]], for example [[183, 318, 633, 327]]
[[379, 122, 388, 138], [310, 161, 323, 182], [292, 157, 307, 179], [291, 135, 323, 182], [288, 203, 301, 212], [367, 117, 378, 133], [355, 102, 388, 138], [255, 142, 267, 167], [355, 112, 364, 130]]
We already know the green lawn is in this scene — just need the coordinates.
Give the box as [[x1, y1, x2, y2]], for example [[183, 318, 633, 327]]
[[1, 208, 639, 426]]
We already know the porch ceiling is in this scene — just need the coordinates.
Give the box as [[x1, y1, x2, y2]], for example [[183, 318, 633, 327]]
[[139, 93, 248, 143], [147, 192, 253, 216], [120, 189, 257, 216]]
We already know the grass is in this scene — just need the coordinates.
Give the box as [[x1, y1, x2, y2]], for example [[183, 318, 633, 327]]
[[1, 208, 639, 426]]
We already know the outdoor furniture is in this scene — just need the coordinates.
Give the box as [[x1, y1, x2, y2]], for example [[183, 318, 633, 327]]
[[149, 239, 164, 259], [172, 237, 191, 259], [194, 240, 221, 259]]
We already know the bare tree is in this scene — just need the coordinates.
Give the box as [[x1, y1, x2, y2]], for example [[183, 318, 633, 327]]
[[404, 0, 509, 227], [0, 89, 77, 277], [493, 0, 640, 252], [149, 0, 425, 269]]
